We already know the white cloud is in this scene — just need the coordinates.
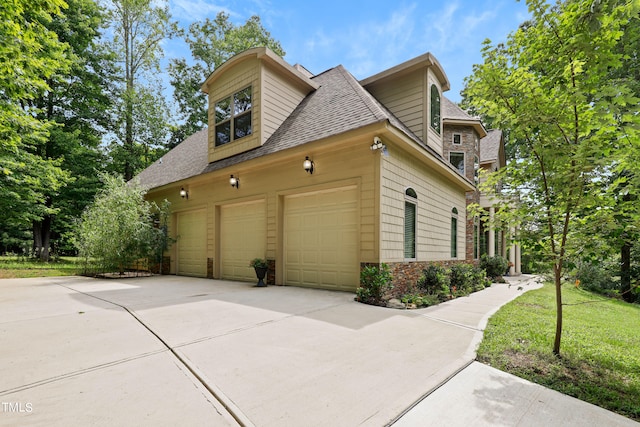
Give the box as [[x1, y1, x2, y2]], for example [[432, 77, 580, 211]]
[[169, 0, 230, 23]]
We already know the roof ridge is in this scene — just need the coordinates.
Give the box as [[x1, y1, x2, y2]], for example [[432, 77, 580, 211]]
[[334, 65, 389, 122]]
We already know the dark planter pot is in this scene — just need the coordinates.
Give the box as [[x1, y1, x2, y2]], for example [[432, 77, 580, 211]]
[[254, 266, 268, 287]]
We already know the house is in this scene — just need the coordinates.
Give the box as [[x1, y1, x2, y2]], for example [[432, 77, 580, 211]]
[[135, 46, 519, 293]]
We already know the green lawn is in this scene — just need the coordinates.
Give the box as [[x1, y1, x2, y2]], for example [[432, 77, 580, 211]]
[[0, 256, 84, 278], [478, 282, 640, 421]]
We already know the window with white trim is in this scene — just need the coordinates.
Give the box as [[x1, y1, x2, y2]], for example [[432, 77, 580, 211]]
[[404, 188, 417, 259], [215, 86, 252, 146], [430, 84, 441, 134]]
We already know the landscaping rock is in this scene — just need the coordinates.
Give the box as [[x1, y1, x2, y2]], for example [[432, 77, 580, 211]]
[[386, 298, 406, 309]]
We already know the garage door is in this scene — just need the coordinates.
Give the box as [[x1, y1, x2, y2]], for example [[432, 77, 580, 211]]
[[284, 186, 359, 291], [220, 200, 267, 282], [177, 209, 207, 277]]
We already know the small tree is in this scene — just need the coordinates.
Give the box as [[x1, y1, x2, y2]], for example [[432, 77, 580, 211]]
[[464, 0, 639, 355], [73, 174, 170, 275]]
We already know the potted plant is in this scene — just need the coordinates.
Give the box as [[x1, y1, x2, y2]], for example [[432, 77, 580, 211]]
[[249, 258, 268, 287]]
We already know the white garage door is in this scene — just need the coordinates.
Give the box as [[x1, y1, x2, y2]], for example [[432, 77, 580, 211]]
[[177, 209, 207, 277], [284, 186, 359, 291], [220, 200, 267, 282]]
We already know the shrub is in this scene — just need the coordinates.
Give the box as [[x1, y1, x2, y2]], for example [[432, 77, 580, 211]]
[[450, 263, 474, 296], [471, 266, 491, 291], [356, 263, 393, 305], [73, 174, 171, 275], [480, 254, 509, 279], [400, 293, 440, 308], [575, 262, 615, 292], [417, 264, 450, 300]]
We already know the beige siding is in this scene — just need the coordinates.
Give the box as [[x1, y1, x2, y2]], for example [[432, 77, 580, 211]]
[[380, 147, 466, 262], [147, 136, 377, 288], [426, 69, 444, 156], [261, 64, 308, 144], [366, 71, 425, 141], [207, 58, 261, 163]]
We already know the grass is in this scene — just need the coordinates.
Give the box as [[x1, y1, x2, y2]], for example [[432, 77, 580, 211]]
[[0, 255, 84, 278], [478, 282, 640, 421]]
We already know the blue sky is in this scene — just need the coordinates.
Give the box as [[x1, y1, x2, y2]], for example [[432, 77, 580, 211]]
[[165, 0, 530, 102]]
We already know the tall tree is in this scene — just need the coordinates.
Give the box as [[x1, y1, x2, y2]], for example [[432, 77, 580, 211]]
[[0, 0, 73, 256], [29, 0, 115, 260], [104, 0, 175, 180], [464, 0, 639, 355], [168, 12, 285, 146]]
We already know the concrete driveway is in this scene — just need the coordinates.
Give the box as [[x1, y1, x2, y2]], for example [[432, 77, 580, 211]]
[[1, 275, 636, 426]]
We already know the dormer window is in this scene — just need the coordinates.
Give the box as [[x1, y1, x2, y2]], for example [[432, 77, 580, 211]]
[[215, 86, 253, 146], [430, 84, 441, 134]]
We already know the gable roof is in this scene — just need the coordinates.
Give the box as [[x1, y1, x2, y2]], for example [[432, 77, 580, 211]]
[[360, 52, 450, 91], [442, 97, 487, 138], [135, 62, 462, 190], [201, 47, 319, 94], [480, 129, 503, 164]]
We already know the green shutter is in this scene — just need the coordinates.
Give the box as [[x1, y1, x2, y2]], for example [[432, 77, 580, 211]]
[[451, 217, 457, 258], [405, 202, 416, 258]]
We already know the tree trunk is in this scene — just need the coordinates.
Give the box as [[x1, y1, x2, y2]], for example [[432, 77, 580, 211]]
[[32, 216, 52, 261], [553, 263, 563, 356]]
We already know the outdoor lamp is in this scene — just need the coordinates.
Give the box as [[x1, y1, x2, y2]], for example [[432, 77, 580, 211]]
[[303, 156, 314, 174], [370, 136, 386, 151], [230, 175, 239, 188], [180, 187, 188, 199]]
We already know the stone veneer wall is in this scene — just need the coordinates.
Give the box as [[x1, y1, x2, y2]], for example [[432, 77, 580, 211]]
[[207, 258, 213, 279], [443, 124, 481, 263], [267, 259, 276, 286], [361, 260, 471, 296], [150, 256, 171, 275]]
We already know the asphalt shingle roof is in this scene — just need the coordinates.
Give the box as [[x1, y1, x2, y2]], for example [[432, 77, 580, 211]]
[[480, 129, 502, 163], [135, 65, 445, 190], [134, 128, 208, 190], [442, 96, 477, 121]]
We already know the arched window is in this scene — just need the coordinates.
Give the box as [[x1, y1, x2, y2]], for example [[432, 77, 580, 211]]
[[404, 188, 417, 259], [451, 207, 458, 258], [430, 84, 441, 134]]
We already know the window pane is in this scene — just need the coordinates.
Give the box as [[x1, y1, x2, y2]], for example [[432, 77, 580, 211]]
[[404, 202, 416, 259], [215, 122, 230, 146], [450, 153, 465, 175], [215, 97, 231, 123], [405, 187, 417, 198], [430, 84, 441, 134], [451, 217, 457, 258], [453, 134, 461, 144], [234, 112, 252, 139], [234, 87, 252, 114]]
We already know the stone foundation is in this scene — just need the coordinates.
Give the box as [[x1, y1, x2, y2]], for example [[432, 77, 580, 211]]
[[207, 258, 214, 279], [361, 260, 474, 296], [150, 256, 171, 275], [267, 259, 276, 286]]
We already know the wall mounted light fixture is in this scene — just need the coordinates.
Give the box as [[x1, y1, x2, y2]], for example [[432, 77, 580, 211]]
[[370, 136, 386, 151], [303, 156, 315, 174], [230, 174, 239, 189], [180, 187, 188, 199]]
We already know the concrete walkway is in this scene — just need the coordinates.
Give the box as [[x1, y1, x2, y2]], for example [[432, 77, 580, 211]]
[[0, 275, 637, 426]]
